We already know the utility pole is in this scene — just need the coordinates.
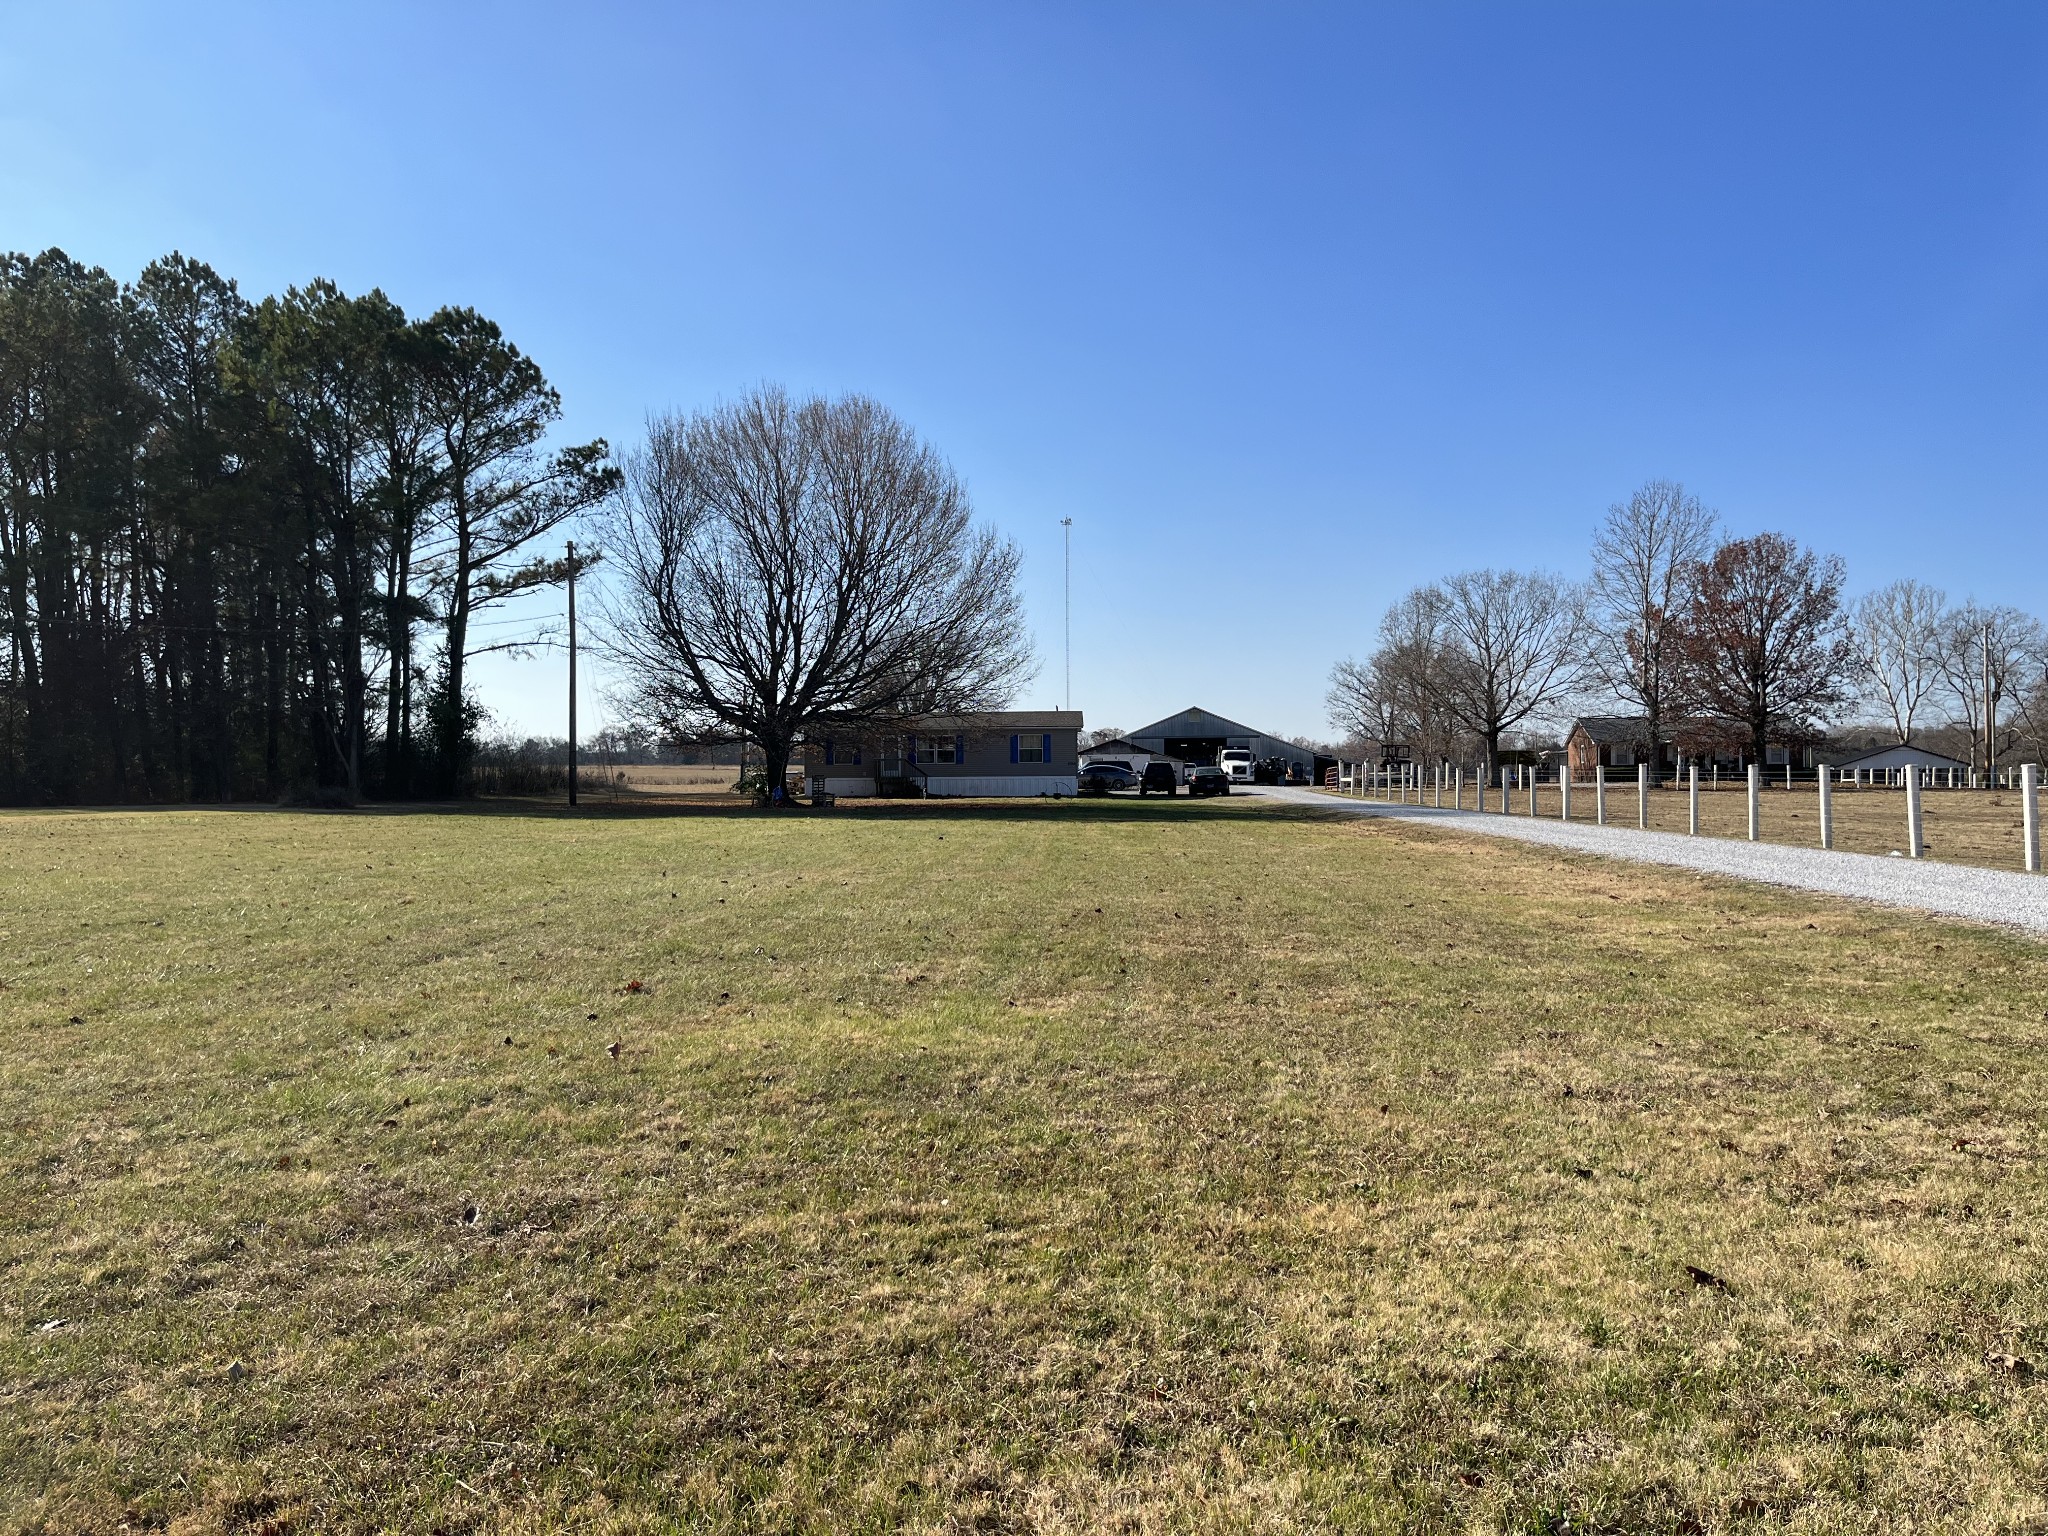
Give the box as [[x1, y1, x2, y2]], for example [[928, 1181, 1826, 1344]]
[[1984, 619, 1995, 781], [567, 540, 579, 809], [1061, 517, 1073, 712]]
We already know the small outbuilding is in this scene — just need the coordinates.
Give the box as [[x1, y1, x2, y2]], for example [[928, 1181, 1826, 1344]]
[[1824, 743, 1973, 779], [1079, 736, 1162, 772]]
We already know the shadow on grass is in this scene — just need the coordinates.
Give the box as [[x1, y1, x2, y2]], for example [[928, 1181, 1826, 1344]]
[[0, 793, 1347, 827]]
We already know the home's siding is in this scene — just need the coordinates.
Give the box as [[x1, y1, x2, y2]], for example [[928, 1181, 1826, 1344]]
[[816, 775, 878, 796], [802, 715, 1081, 797], [923, 727, 1076, 791], [924, 775, 1078, 797]]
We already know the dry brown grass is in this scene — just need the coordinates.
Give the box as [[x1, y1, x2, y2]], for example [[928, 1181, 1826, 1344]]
[[1378, 778, 2041, 873], [6, 797, 2048, 1533]]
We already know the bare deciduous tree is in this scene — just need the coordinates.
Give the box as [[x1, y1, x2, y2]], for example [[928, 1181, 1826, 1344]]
[[1850, 578, 1948, 746], [1434, 569, 1587, 771], [1936, 601, 2048, 773], [1590, 480, 1716, 773], [1674, 532, 1854, 766], [598, 386, 1032, 793], [1326, 587, 1465, 762]]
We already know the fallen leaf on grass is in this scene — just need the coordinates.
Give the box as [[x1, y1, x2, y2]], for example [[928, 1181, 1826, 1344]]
[[1986, 1351, 2035, 1377], [1684, 1264, 1733, 1294], [608, 1041, 622, 1059], [623, 979, 645, 993]]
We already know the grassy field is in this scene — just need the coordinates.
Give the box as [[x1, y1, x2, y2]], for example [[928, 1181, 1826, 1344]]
[[7, 798, 2048, 1533], [1364, 778, 2040, 873]]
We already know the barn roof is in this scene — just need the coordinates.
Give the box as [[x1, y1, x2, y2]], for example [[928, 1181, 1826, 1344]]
[[1129, 706, 1266, 741]]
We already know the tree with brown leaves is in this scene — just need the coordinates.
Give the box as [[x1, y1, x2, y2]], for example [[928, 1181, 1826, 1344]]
[[1674, 532, 1854, 766]]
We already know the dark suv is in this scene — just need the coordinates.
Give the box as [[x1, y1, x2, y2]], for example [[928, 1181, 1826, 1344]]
[[1139, 762, 1178, 796]]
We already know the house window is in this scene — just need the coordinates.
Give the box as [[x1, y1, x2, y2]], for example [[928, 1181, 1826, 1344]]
[[920, 736, 960, 764], [1014, 735, 1045, 763]]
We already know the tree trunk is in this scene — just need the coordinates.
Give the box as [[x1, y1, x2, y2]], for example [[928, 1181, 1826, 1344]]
[[761, 735, 792, 805], [440, 514, 472, 797]]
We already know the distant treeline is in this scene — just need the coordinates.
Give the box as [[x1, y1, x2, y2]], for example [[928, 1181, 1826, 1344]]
[[0, 248, 614, 805]]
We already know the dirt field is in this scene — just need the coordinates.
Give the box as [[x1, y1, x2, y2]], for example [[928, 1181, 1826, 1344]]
[[581, 763, 748, 799]]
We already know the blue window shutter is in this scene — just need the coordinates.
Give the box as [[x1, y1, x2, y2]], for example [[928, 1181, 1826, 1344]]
[[1010, 734, 1019, 764], [825, 739, 834, 766], [955, 733, 964, 764], [1042, 734, 1052, 763]]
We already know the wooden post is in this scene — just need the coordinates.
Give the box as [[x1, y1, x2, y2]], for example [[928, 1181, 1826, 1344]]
[[1817, 763, 1833, 850], [1747, 763, 1760, 842], [1906, 764, 1924, 858], [1637, 763, 1649, 829], [1560, 764, 1572, 821], [2025, 763, 2039, 873], [1595, 764, 1607, 826], [1688, 765, 1699, 836]]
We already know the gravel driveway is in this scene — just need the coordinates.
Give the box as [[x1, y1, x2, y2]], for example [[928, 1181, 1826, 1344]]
[[1246, 784, 2048, 936]]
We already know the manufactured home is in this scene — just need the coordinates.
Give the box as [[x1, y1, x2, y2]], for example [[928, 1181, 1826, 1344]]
[[802, 712, 1082, 798]]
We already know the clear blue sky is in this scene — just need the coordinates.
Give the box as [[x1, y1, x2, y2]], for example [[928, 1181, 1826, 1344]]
[[7, 3, 2047, 742]]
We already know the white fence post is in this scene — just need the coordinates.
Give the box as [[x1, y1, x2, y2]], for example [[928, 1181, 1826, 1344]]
[[1560, 765, 1572, 821], [1818, 764, 1833, 850], [2025, 763, 2039, 873], [1637, 763, 1649, 829], [1595, 764, 1607, 826], [1688, 765, 1699, 836], [1528, 764, 1539, 817], [1747, 763, 1761, 842], [1906, 765, 1924, 858], [1501, 766, 1512, 814]]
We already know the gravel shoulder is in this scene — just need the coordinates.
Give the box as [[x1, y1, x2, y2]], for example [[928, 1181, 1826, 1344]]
[[1247, 784, 2048, 936]]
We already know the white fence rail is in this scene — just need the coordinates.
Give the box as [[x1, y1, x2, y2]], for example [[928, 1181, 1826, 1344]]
[[1323, 758, 2047, 874]]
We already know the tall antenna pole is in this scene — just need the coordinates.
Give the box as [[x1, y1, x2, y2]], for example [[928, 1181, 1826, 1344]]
[[1985, 618, 1995, 780], [567, 540, 578, 809], [1061, 517, 1072, 712]]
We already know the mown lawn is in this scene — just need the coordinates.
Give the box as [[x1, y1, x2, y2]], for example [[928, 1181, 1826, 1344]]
[[5, 797, 2048, 1534]]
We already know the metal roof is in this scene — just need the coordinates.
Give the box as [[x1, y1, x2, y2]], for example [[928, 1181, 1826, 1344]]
[[1129, 705, 1266, 741]]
